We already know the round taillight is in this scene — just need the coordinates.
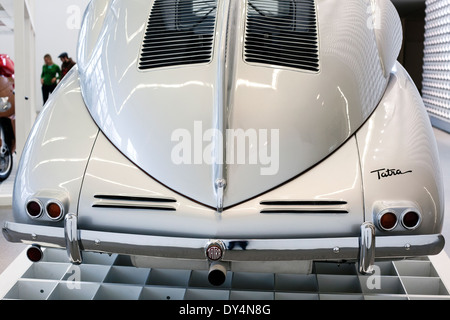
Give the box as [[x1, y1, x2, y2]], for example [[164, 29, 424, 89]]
[[26, 200, 43, 219], [46, 202, 64, 220], [379, 212, 398, 231], [402, 211, 421, 230], [26, 246, 43, 262]]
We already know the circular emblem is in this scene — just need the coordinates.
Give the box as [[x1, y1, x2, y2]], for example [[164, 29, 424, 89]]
[[206, 244, 223, 261]]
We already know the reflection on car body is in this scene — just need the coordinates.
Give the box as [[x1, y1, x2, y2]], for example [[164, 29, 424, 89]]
[[2, 0, 445, 286]]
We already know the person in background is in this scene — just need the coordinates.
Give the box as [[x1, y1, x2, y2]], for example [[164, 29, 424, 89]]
[[41, 54, 61, 105], [58, 52, 76, 80]]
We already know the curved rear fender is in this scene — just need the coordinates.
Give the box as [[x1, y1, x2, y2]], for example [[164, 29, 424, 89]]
[[370, 0, 403, 77], [357, 62, 445, 235], [12, 67, 99, 226], [77, 0, 112, 72]]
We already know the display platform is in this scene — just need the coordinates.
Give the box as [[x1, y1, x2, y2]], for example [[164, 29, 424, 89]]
[[0, 248, 449, 300]]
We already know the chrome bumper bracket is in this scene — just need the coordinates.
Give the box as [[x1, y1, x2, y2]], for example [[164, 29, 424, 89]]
[[359, 222, 376, 274], [64, 213, 83, 265]]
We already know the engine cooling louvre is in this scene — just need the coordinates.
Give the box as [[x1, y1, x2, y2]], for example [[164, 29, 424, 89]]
[[94, 195, 177, 203], [260, 200, 348, 214], [260, 209, 349, 214], [260, 200, 348, 206], [93, 195, 178, 212], [139, 0, 218, 70], [92, 204, 177, 211], [244, 0, 320, 72]]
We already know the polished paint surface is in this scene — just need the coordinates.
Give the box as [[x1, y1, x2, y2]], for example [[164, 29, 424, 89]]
[[77, 0, 399, 208], [2, 0, 445, 273]]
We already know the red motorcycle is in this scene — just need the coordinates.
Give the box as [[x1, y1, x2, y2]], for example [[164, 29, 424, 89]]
[[0, 54, 16, 181]]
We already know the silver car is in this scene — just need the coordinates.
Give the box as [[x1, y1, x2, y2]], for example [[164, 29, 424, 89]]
[[3, 0, 445, 286]]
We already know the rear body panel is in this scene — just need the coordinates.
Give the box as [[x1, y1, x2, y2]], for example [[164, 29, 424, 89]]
[[77, 0, 392, 209], [5, 0, 444, 274]]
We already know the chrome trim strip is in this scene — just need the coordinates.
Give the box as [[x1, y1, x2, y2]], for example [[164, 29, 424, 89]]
[[212, 0, 231, 213], [215, 179, 226, 214], [2, 221, 445, 263]]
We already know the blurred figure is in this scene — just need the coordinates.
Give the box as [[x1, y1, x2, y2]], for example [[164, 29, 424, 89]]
[[41, 54, 61, 105], [58, 52, 76, 80], [0, 54, 14, 78], [0, 54, 16, 181]]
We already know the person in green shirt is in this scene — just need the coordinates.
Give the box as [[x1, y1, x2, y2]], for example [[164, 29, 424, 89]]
[[41, 54, 61, 105]]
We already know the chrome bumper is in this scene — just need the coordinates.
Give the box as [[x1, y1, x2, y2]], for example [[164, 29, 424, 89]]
[[2, 215, 445, 275]]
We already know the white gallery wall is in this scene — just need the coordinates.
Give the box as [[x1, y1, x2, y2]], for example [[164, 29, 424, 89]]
[[0, 33, 14, 60], [0, 0, 90, 157], [34, 0, 89, 110], [2, 0, 90, 111], [0, 0, 14, 59], [13, 0, 36, 159]]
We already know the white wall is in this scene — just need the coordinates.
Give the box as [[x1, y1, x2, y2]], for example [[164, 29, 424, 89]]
[[0, 0, 15, 60], [34, 0, 90, 111], [14, 0, 37, 158], [0, 33, 15, 60]]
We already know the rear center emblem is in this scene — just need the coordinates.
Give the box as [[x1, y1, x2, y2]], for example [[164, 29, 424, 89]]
[[206, 243, 223, 261]]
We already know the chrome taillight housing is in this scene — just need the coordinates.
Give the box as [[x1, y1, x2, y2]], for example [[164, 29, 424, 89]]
[[46, 201, 65, 221], [378, 211, 398, 231], [401, 210, 422, 230], [25, 192, 68, 222], [374, 202, 422, 232], [26, 199, 44, 219]]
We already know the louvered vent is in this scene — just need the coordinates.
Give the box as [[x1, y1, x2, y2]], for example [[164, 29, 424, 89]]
[[139, 0, 218, 70], [93, 195, 178, 212], [244, 0, 319, 72], [260, 200, 348, 214]]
